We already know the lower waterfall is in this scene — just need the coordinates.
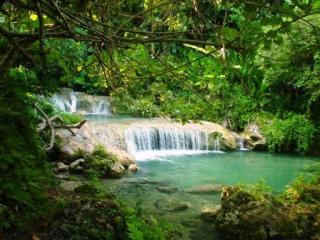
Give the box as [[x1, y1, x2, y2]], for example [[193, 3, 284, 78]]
[[238, 138, 248, 151], [125, 126, 212, 160]]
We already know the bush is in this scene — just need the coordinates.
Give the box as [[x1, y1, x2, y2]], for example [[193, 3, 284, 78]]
[[260, 114, 315, 154], [84, 145, 117, 178]]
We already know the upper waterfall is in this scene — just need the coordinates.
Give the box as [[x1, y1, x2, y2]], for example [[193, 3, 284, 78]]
[[50, 88, 112, 115]]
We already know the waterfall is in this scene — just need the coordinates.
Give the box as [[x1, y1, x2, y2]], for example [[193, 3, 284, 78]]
[[238, 138, 248, 151], [50, 88, 112, 115], [125, 127, 209, 159], [213, 138, 220, 152]]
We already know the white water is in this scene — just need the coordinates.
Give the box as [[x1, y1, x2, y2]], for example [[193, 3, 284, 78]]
[[125, 127, 222, 160], [238, 138, 248, 151], [50, 88, 111, 115]]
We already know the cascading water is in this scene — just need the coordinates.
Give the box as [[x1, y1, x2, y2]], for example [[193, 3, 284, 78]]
[[125, 126, 211, 160], [50, 88, 112, 115], [213, 138, 220, 152], [238, 138, 248, 151]]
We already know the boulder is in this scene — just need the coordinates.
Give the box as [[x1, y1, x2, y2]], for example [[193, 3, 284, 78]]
[[55, 162, 69, 172], [155, 199, 189, 212], [185, 184, 224, 194], [107, 148, 135, 168], [242, 123, 267, 151], [70, 158, 85, 168], [207, 130, 240, 151], [156, 186, 178, 194], [128, 164, 138, 172], [69, 159, 85, 173], [106, 162, 125, 178]]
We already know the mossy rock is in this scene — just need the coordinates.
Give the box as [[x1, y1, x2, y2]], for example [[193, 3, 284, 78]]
[[84, 145, 124, 178]]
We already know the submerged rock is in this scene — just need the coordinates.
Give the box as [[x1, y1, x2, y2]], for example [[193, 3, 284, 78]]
[[185, 184, 224, 194], [156, 186, 178, 194], [128, 178, 169, 186], [180, 219, 201, 227], [155, 199, 189, 212], [200, 205, 221, 222]]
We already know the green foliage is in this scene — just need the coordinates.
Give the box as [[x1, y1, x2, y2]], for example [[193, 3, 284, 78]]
[[237, 180, 273, 200], [0, 74, 51, 233], [284, 163, 320, 204], [260, 114, 315, 153], [57, 112, 84, 125], [125, 207, 180, 240], [284, 174, 320, 204], [84, 145, 116, 178]]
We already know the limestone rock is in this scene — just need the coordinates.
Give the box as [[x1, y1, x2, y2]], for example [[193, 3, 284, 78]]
[[155, 199, 189, 212], [242, 123, 267, 151], [55, 119, 243, 165], [55, 173, 70, 180], [55, 162, 69, 172], [70, 158, 85, 168], [107, 162, 125, 178], [128, 164, 138, 172], [107, 148, 135, 168], [185, 184, 224, 194]]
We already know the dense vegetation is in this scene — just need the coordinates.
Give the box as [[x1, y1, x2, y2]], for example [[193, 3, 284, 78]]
[[1, 0, 320, 239]]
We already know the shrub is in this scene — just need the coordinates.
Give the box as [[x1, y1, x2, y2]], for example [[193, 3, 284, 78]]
[[260, 114, 315, 154], [84, 145, 117, 178]]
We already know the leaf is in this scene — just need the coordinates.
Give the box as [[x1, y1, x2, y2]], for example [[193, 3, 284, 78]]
[[204, 74, 215, 78]]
